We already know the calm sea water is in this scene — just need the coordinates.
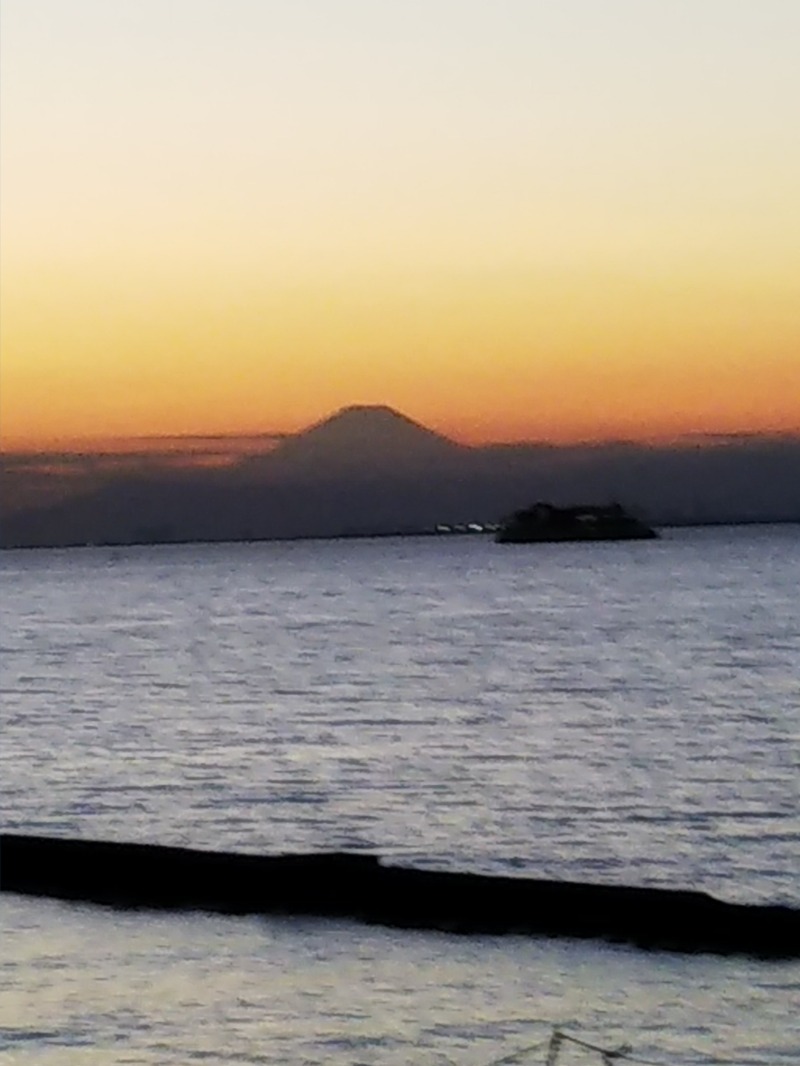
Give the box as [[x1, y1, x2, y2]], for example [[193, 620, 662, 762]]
[[1, 527, 798, 1065]]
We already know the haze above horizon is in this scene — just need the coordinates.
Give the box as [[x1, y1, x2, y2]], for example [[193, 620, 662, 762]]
[[2, 0, 799, 451], [3, 402, 799, 460]]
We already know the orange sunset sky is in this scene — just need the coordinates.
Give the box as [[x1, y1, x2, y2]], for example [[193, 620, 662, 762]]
[[2, 0, 799, 452]]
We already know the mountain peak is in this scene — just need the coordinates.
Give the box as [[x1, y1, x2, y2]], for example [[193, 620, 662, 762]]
[[271, 404, 461, 474], [309, 403, 448, 435]]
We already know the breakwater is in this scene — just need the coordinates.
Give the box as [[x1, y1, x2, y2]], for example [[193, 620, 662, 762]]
[[2, 834, 798, 958]]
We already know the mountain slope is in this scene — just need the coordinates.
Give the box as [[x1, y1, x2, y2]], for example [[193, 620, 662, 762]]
[[263, 404, 465, 478]]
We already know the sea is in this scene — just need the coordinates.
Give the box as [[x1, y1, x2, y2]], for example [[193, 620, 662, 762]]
[[1, 526, 798, 1066]]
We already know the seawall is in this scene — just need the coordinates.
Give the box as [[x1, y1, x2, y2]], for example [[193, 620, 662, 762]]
[[2, 834, 798, 958]]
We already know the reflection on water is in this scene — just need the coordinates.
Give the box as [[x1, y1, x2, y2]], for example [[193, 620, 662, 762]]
[[1, 527, 798, 1063]]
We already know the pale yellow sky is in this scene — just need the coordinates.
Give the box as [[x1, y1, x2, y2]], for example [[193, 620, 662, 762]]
[[2, 0, 799, 448]]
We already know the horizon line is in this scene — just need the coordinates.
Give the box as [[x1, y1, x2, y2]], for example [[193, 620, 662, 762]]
[[3, 426, 800, 461], [3, 404, 800, 457]]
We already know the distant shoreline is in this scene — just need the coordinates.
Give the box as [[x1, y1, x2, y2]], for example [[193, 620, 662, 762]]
[[1, 517, 798, 552]]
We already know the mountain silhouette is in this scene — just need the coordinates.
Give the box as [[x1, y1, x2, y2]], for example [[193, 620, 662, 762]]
[[259, 404, 464, 479]]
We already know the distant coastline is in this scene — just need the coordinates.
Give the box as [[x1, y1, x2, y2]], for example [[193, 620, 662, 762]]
[[2, 516, 798, 552]]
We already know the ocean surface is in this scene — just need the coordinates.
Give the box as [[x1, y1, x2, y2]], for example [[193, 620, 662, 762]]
[[1, 526, 798, 1065]]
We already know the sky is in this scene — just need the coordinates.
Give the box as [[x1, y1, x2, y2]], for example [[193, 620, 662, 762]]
[[2, 0, 799, 450]]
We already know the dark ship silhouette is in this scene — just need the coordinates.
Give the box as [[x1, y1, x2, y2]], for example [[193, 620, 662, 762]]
[[496, 501, 658, 543]]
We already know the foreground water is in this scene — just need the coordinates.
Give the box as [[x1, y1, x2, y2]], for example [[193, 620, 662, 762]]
[[1, 527, 798, 1064]]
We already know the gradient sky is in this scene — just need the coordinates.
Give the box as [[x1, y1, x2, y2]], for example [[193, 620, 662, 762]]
[[2, 0, 799, 449]]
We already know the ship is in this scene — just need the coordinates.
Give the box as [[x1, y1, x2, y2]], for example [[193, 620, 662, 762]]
[[495, 501, 658, 543]]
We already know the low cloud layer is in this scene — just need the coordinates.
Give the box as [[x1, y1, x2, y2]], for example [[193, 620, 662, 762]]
[[2, 410, 798, 548]]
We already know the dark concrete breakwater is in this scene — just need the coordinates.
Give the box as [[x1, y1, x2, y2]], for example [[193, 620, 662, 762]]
[[2, 834, 798, 958]]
